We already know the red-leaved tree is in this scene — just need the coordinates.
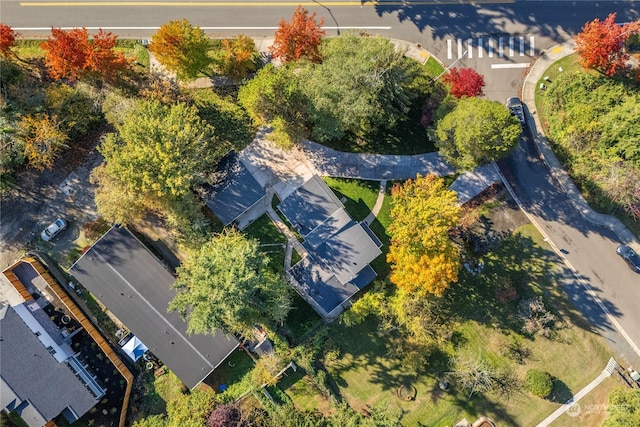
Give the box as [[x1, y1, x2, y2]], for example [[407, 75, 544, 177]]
[[270, 5, 326, 63], [41, 27, 129, 82], [442, 67, 485, 98], [574, 13, 640, 77], [0, 23, 17, 58]]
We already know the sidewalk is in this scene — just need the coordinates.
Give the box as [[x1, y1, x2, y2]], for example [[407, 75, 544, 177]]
[[521, 42, 640, 252], [536, 358, 618, 427]]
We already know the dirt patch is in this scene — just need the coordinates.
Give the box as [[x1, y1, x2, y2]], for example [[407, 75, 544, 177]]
[[484, 193, 529, 236]]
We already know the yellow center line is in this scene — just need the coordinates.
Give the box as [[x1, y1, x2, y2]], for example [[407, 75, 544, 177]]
[[21, 0, 513, 7]]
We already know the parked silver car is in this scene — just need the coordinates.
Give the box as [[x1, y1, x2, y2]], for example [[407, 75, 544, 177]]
[[41, 218, 68, 241]]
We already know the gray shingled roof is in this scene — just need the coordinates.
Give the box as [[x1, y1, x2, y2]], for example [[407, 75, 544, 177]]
[[69, 227, 239, 390], [279, 176, 382, 316], [278, 175, 345, 235], [202, 151, 266, 225], [0, 305, 96, 427]]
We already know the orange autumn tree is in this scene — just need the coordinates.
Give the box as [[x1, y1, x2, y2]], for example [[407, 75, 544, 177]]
[[574, 13, 640, 77], [387, 174, 461, 297], [270, 5, 325, 63], [216, 34, 259, 81], [40, 27, 129, 82], [0, 23, 17, 58]]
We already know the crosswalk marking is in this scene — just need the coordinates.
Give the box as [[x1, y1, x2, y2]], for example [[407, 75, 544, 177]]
[[529, 36, 535, 56], [444, 35, 536, 60]]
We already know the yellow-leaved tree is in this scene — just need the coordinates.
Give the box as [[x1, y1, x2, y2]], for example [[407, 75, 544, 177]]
[[387, 174, 461, 296]]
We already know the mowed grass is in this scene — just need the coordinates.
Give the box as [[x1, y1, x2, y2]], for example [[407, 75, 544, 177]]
[[424, 56, 445, 79], [322, 224, 612, 426], [323, 177, 393, 276], [534, 53, 580, 131], [323, 177, 380, 222], [243, 214, 287, 273], [552, 375, 619, 427]]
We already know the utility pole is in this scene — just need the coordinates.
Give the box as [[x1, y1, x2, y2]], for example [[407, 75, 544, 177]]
[[435, 50, 468, 81]]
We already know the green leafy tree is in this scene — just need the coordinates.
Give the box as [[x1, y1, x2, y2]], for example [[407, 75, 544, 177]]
[[434, 97, 521, 171], [387, 174, 461, 297], [169, 229, 292, 336], [0, 115, 24, 191], [603, 387, 640, 427], [149, 19, 213, 81], [303, 34, 422, 142], [238, 64, 308, 148], [133, 385, 215, 427], [45, 83, 102, 139], [93, 99, 224, 229], [19, 113, 68, 170]]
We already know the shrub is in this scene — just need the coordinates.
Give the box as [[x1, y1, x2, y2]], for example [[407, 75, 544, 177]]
[[525, 368, 553, 398], [518, 297, 556, 337]]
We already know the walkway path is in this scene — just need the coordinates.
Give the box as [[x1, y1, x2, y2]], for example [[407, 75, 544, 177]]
[[363, 180, 387, 226], [536, 358, 618, 427]]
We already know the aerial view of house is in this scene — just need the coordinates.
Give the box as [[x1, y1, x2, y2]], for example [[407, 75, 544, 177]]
[[69, 226, 239, 390]]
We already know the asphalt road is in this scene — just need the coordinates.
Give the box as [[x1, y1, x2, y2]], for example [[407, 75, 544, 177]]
[[3, 1, 640, 101], [500, 131, 640, 367]]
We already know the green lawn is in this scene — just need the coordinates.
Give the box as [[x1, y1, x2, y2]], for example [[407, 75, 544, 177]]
[[243, 214, 287, 273], [323, 177, 393, 276], [319, 224, 612, 426], [533, 53, 580, 132], [424, 56, 445, 79], [323, 177, 380, 222]]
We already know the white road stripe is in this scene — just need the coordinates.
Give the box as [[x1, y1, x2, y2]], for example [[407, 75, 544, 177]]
[[499, 38, 504, 58], [467, 38, 473, 58], [457, 38, 463, 59], [447, 39, 452, 59], [530, 36, 535, 56], [478, 38, 483, 58], [520, 36, 525, 56], [488, 38, 494, 58], [491, 63, 530, 69], [509, 37, 514, 56]]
